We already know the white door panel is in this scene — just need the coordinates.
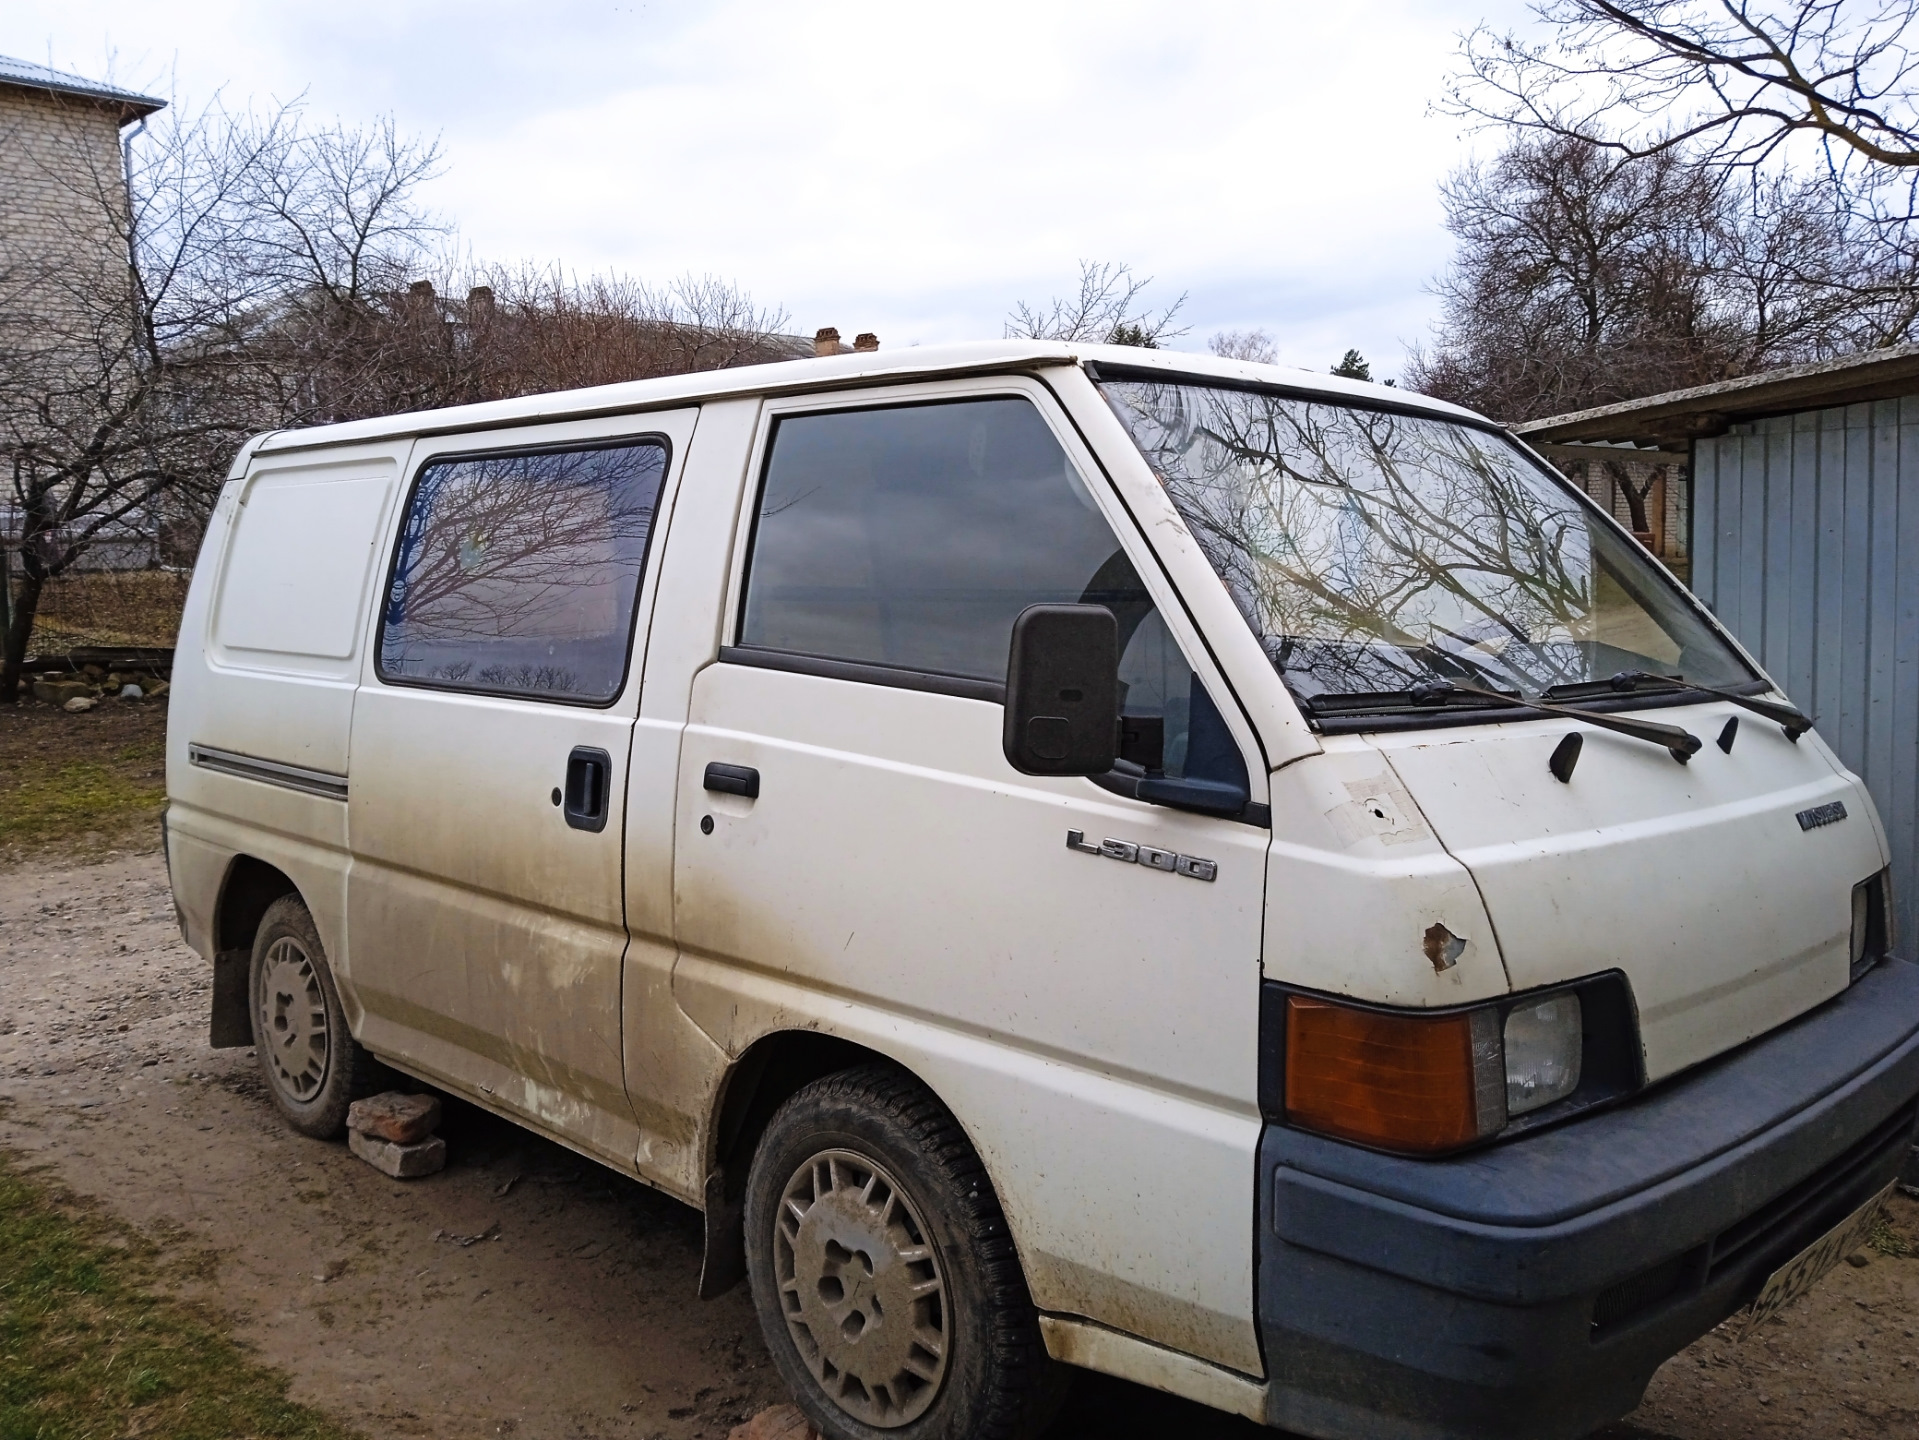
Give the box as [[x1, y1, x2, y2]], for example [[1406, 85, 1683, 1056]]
[[348, 685, 639, 1159], [674, 662, 1269, 1373], [665, 384, 1271, 1373]]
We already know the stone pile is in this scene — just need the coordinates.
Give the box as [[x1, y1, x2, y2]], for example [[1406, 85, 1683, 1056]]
[[30, 663, 170, 709], [346, 1091, 447, 1178]]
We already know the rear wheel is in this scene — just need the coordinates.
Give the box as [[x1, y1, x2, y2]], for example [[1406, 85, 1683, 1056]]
[[248, 894, 382, 1138], [744, 1064, 1065, 1440]]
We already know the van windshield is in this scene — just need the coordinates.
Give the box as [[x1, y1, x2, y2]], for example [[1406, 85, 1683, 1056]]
[[1097, 378, 1753, 715]]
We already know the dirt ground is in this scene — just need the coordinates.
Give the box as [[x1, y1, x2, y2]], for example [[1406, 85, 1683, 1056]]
[[1, 851, 1915, 1440]]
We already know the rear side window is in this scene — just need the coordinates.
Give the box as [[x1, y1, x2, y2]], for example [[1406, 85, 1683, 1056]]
[[378, 440, 667, 703], [739, 398, 1122, 682]]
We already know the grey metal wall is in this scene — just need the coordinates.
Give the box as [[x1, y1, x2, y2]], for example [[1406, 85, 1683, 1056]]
[[1693, 396, 1919, 947]]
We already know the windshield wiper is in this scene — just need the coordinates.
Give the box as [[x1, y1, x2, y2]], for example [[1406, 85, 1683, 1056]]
[[1412, 679, 1703, 763], [1592, 671, 1814, 741]]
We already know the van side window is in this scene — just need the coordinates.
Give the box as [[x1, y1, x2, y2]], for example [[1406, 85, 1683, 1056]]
[[741, 398, 1127, 682], [739, 397, 1247, 791], [1090, 546, 1250, 790], [378, 440, 667, 703]]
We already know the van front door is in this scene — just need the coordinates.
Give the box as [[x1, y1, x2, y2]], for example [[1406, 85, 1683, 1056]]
[[347, 412, 696, 1168], [670, 387, 1271, 1374]]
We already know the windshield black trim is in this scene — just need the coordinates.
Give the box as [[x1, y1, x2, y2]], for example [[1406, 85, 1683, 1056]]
[[1308, 679, 1773, 735], [1083, 361, 1515, 440]]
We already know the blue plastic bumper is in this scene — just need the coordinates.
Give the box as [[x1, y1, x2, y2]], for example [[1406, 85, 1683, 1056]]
[[1256, 956, 1919, 1440]]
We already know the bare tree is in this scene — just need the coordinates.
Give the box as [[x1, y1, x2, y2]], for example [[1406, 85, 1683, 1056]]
[[1209, 329, 1279, 362], [273, 265, 800, 424], [1, 73, 813, 702], [0, 94, 444, 701], [1403, 131, 1886, 418], [1006, 260, 1189, 346], [1444, 3, 1919, 358], [0, 79, 812, 703]]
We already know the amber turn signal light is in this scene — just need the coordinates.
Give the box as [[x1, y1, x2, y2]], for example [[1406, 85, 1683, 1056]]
[[1285, 996, 1505, 1154]]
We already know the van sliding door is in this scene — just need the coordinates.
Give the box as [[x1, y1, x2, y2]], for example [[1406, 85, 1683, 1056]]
[[345, 410, 698, 1169]]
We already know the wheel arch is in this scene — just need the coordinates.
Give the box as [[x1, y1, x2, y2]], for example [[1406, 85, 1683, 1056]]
[[698, 1029, 933, 1299], [208, 855, 300, 1049]]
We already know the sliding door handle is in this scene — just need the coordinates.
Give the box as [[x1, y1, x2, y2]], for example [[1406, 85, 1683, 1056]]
[[563, 746, 612, 832], [703, 762, 760, 799]]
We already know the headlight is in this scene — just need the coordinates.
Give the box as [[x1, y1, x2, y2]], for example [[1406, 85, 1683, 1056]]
[[1272, 975, 1637, 1156], [1504, 994, 1582, 1115], [1851, 868, 1893, 981]]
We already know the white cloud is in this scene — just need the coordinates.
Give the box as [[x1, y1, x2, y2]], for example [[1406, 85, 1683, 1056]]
[[8, 0, 1536, 376]]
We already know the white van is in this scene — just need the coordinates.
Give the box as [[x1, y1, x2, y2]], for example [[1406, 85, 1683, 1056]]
[[165, 341, 1919, 1440]]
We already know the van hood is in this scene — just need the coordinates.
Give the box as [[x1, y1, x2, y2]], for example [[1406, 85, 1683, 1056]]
[[1368, 701, 1888, 1082]]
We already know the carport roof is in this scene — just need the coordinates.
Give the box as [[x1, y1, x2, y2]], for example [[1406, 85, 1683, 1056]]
[[1513, 342, 1919, 450]]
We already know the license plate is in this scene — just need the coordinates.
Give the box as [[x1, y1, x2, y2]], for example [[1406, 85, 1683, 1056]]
[[1736, 1182, 1896, 1338]]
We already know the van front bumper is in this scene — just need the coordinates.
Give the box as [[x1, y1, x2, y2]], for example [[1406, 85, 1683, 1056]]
[[1256, 956, 1919, 1440]]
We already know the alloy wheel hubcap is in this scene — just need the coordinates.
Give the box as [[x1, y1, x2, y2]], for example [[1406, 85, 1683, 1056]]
[[259, 937, 329, 1101], [774, 1149, 949, 1427]]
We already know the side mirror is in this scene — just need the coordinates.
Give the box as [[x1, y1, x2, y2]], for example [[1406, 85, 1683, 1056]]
[[1003, 604, 1118, 776]]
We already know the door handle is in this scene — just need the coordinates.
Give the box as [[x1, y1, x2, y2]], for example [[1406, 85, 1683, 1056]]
[[563, 746, 613, 832], [703, 762, 760, 799]]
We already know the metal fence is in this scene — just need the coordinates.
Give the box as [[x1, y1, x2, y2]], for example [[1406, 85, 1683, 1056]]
[[1693, 396, 1919, 946]]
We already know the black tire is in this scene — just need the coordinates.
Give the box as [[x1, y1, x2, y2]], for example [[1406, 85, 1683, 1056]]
[[248, 894, 383, 1138], [744, 1063, 1067, 1440]]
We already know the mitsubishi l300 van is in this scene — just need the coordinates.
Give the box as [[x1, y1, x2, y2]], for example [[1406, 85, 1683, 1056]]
[[164, 341, 1919, 1440]]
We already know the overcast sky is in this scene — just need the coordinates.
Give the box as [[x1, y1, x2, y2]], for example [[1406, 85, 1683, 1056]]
[[10, 1, 1539, 377]]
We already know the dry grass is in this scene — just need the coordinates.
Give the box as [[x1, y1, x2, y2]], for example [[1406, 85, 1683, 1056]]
[[0, 699, 169, 864], [1869, 1207, 1916, 1259], [28, 571, 189, 655]]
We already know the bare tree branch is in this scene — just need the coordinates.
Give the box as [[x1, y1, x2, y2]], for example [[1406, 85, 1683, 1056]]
[[1447, 2, 1919, 171], [1005, 260, 1189, 346]]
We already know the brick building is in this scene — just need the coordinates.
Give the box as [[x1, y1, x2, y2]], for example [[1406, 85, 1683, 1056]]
[[1, 58, 166, 583], [0, 56, 165, 331]]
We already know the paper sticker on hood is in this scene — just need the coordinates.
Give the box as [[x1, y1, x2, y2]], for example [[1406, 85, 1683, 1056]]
[[1326, 775, 1433, 849]]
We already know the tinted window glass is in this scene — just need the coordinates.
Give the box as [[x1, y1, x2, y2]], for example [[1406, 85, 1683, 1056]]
[[379, 440, 666, 702], [1099, 547, 1246, 790], [740, 399, 1123, 681]]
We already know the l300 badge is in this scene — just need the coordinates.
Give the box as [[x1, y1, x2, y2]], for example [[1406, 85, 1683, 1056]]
[[1067, 830, 1217, 882]]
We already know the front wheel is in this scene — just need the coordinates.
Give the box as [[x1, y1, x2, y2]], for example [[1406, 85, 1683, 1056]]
[[248, 894, 382, 1137], [743, 1064, 1065, 1440]]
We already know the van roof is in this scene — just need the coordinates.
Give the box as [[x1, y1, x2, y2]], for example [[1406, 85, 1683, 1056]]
[[248, 339, 1487, 455]]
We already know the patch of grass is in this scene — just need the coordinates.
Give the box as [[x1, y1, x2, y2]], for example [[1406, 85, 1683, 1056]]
[[0, 702, 168, 862], [1867, 1210, 1914, 1258], [0, 759, 165, 848], [0, 1148, 358, 1440]]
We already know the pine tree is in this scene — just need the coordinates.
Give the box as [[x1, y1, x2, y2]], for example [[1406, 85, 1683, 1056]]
[[1331, 349, 1373, 381]]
